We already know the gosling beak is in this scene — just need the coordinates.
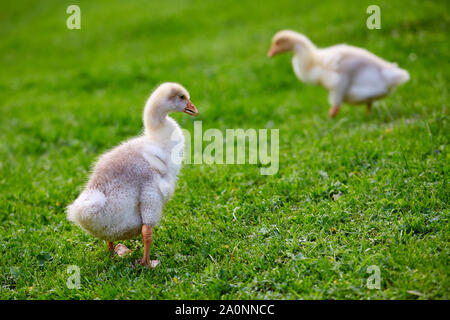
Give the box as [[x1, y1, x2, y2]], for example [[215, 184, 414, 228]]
[[267, 46, 277, 58], [184, 100, 198, 116]]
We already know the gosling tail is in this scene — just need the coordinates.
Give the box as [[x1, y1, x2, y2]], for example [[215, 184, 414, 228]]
[[382, 67, 410, 88], [67, 189, 106, 224]]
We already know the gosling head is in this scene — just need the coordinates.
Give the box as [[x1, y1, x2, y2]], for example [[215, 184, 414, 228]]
[[148, 82, 198, 116], [144, 82, 198, 129], [267, 30, 314, 58]]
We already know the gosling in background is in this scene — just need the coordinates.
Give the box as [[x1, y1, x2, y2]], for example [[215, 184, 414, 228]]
[[268, 30, 409, 117]]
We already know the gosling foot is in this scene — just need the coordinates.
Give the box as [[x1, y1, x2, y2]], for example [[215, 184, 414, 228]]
[[114, 243, 132, 257], [137, 258, 160, 269]]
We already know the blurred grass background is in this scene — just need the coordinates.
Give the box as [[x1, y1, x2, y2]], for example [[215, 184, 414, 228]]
[[0, 0, 448, 299]]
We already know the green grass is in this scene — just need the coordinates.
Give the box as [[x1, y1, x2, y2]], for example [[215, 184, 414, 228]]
[[0, 0, 449, 299]]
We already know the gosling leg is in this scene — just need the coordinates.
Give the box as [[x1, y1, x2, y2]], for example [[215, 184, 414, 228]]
[[139, 224, 154, 267], [366, 101, 372, 113], [107, 241, 114, 252], [329, 105, 340, 118]]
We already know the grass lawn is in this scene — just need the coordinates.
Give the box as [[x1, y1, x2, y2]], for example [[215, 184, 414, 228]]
[[0, 0, 448, 299]]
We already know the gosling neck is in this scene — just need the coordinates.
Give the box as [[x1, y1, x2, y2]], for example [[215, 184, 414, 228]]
[[143, 107, 179, 143], [294, 38, 316, 57], [144, 105, 169, 132]]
